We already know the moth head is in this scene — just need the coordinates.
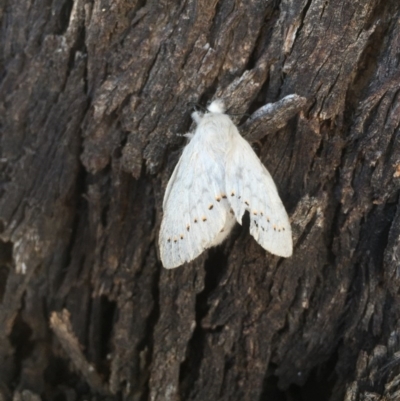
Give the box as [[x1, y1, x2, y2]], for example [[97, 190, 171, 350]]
[[207, 99, 226, 114]]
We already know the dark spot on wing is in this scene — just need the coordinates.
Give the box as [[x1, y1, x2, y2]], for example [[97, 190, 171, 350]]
[[222, 194, 227, 199], [245, 201, 249, 206], [167, 238, 171, 243], [194, 218, 198, 223], [208, 204, 214, 210], [180, 235, 184, 239], [202, 217, 207, 222], [231, 192, 235, 196]]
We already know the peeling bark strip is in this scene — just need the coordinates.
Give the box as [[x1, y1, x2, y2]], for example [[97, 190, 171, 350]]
[[1, 0, 400, 401], [50, 310, 108, 395], [241, 94, 307, 141]]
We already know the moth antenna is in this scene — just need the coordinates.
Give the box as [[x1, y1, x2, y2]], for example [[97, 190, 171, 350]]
[[187, 102, 206, 112]]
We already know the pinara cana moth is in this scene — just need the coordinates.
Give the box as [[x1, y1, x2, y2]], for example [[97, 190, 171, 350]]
[[159, 99, 292, 268]]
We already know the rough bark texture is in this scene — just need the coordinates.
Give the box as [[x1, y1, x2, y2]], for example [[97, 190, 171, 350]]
[[1, 0, 400, 400]]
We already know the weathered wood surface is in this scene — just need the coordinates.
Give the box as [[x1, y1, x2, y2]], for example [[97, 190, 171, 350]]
[[1, 0, 400, 400]]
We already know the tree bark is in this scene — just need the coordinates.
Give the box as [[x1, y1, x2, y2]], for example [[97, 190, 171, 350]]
[[1, 0, 400, 400]]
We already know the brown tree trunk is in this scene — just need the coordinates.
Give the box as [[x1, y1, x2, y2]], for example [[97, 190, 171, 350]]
[[1, 0, 400, 400]]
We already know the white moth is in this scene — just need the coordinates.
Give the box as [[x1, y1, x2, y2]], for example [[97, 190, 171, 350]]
[[159, 99, 292, 269]]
